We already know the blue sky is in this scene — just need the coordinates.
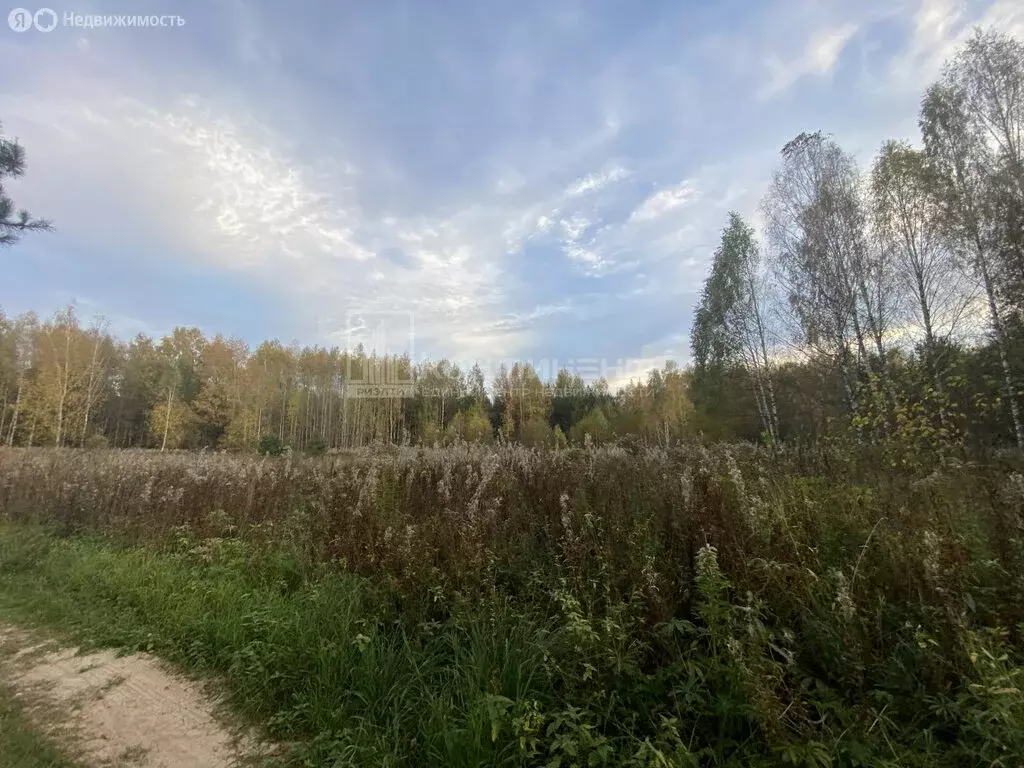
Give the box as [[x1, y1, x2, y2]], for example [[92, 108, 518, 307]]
[[2, 0, 1022, 386]]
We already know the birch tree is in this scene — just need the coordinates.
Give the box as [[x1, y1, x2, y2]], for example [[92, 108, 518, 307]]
[[922, 80, 1024, 448], [0, 312, 37, 444], [30, 307, 88, 446], [79, 319, 112, 446], [946, 30, 1024, 321], [871, 141, 975, 380], [763, 132, 866, 414]]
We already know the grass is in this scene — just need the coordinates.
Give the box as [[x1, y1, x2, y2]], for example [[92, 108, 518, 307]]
[[0, 679, 79, 768], [2, 444, 1024, 766], [0, 525, 566, 766]]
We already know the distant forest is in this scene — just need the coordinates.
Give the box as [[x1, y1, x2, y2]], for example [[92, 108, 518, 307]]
[[2, 28, 1023, 454]]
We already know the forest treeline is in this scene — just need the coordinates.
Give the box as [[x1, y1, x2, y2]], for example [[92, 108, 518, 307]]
[[2, 28, 1023, 454], [0, 306, 690, 452], [686, 27, 1024, 452]]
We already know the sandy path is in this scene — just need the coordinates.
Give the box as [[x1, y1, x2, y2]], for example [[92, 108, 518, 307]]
[[0, 627, 266, 767]]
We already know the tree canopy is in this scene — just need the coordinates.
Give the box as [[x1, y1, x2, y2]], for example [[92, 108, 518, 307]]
[[0, 121, 51, 248]]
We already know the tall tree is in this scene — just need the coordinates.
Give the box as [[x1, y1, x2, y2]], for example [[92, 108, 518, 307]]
[[114, 334, 163, 447], [0, 121, 51, 247], [617, 363, 693, 445], [692, 213, 779, 443], [78, 319, 113, 446], [151, 328, 205, 450], [870, 141, 974, 395], [194, 335, 247, 447], [31, 307, 90, 446], [504, 362, 550, 439], [951, 30, 1024, 201], [0, 312, 36, 445], [763, 132, 893, 422], [953, 30, 1024, 321], [922, 75, 1024, 448]]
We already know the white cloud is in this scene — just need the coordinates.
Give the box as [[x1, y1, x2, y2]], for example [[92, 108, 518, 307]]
[[494, 168, 528, 194], [629, 180, 701, 222], [887, 0, 966, 91], [604, 355, 674, 392], [979, 0, 1024, 36], [2, 87, 518, 361], [759, 22, 860, 99], [603, 330, 692, 391], [556, 212, 613, 273], [885, 0, 1024, 95], [564, 243, 604, 269], [6, 0, 1020, 375], [560, 212, 592, 240], [564, 164, 630, 197]]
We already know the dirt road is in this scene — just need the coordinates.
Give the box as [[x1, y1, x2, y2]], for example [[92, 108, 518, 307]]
[[0, 626, 263, 767]]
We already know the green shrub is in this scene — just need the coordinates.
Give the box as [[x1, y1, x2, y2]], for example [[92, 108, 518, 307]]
[[257, 434, 285, 457], [569, 408, 612, 444], [304, 436, 327, 457], [1, 443, 1023, 766]]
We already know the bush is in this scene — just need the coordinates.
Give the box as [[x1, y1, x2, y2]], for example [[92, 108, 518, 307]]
[[257, 434, 285, 457], [83, 433, 109, 450], [2, 443, 1023, 765], [304, 436, 327, 457], [463, 404, 493, 443], [569, 408, 612, 444], [520, 416, 553, 447]]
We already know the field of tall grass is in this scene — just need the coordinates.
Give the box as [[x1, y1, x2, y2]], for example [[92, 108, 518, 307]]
[[1, 444, 1024, 766]]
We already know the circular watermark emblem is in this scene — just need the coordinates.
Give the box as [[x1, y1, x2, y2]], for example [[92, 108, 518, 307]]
[[7, 7, 56, 31], [7, 7, 32, 31], [33, 7, 56, 31], [8, 9, 184, 31]]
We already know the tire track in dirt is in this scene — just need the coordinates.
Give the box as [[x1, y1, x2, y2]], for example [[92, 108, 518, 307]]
[[0, 626, 269, 767]]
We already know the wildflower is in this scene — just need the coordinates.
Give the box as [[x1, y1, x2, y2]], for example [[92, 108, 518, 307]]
[[723, 450, 746, 503], [559, 492, 571, 532], [922, 530, 942, 584], [830, 569, 855, 621]]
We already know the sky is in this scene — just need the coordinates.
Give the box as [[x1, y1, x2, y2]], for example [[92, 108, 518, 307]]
[[2, 0, 1023, 387]]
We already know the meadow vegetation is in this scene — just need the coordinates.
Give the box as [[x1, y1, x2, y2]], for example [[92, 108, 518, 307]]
[[3, 24, 1024, 768], [2, 443, 1024, 766], [0, 678, 76, 768]]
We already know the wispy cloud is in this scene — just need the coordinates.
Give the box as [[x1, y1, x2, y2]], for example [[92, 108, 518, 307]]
[[564, 164, 630, 197], [630, 180, 701, 222], [759, 22, 861, 100], [1, 0, 1017, 375]]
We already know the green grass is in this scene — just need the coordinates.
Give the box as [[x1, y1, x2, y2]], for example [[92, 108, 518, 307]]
[[0, 525, 570, 766], [2, 441, 1024, 766], [3, 520, 1024, 767], [0, 681, 79, 768]]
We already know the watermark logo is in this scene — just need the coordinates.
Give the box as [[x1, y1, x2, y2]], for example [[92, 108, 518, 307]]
[[8, 8, 185, 32], [34, 7, 55, 30], [7, 8, 29, 31], [310, 310, 418, 398], [8, 7, 53, 31]]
